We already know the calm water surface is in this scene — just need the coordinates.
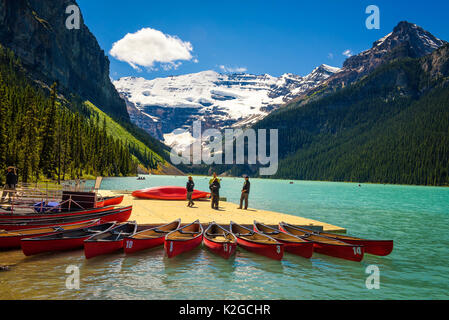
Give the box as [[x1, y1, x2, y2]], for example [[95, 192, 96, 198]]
[[1, 176, 448, 299]]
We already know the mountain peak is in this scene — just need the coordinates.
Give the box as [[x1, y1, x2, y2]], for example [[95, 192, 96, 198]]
[[343, 21, 446, 73], [316, 64, 341, 74], [373, 21, 447, 56]]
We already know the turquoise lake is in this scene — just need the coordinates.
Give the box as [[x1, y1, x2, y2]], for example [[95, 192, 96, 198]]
[[1, 175, 448, 299]]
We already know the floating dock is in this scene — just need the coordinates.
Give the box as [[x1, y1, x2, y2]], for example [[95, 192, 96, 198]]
[[100, 190, 346, 233]]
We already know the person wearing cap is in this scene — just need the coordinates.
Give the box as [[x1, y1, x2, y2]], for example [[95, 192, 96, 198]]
[[209, 172, 221, 210], [1, 167, 18, 203], [186, 176, 195, 207], [238, 176, 250, 210]]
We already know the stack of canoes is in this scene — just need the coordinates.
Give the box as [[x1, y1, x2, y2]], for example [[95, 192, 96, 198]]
[[0, 194, 125, 214], [1, 220, 101, 250], [0, 218, 393, 262], [0, 206, 133, 231]]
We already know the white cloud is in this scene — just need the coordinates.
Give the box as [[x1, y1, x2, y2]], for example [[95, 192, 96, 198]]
[[219, 65, 247, 73], [327, 53, 334, 59], [109, 27, 194, 71], [342, 49, 353, 57]]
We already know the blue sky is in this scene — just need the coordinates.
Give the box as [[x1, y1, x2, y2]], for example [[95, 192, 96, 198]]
[[77, 0, 449, 80]]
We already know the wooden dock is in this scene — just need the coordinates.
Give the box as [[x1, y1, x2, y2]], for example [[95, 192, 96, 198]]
[[100, 190, 346, 233]]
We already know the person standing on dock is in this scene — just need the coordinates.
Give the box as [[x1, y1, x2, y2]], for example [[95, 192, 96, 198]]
[[186, 176, 195, 207], [209, 173, 221, 210], [238, 176, 250, 210], [1, 167, 18, 203]]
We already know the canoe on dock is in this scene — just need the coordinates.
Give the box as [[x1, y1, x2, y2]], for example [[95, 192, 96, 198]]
[[132, 186, 210, 200], [279, 222, 364, 262], [0, 206, 132, 231], [203, 222, 237, 259], [95, 195, 124, 208], [124, 219, 181, 254], [230, 221, 284, 260], [253, 221, 314, 259], [0, 206, 114, 220], [164, 220, 203, 258], [21, 222, 116, 256], [0, 220, 100, 250]]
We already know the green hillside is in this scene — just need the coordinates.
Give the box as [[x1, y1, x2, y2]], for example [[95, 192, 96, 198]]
[[253, 46, 449, 186], [84, 101, 165, 169]]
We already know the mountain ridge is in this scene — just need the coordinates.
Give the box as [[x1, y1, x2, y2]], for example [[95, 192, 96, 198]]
[[297, 21, 447, 104], [114, 65, 341, 145]]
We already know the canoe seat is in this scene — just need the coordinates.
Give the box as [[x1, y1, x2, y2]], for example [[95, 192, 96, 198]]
[[236, 232, 254, 237], [169, 234, 197, 240], [178, 230, 199, 235], [206, 233, 225, 237], [86, 229, 103, 233], [211, 236, 228, 242], [263, 231, 280, 235]]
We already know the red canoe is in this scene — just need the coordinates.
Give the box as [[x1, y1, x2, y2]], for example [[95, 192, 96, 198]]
[[279, 223, 364, 262], [96, 195, 124, 208], [124, 219, 181, 254], [21, 222, 116, 256], [289, 225, 393, 256], [84, 221, 137, 259], [0, 220, 100, 250], [132, 186, 210, 200], [0, 206, 132, 231], [230, 221, 284, 261], [253, 221, 314, 259], [164, 220, 203, 258], [0, 206, 114, 220], [203, 222, 237, 259]]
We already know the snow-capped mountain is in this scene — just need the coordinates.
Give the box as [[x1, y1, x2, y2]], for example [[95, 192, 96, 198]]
[[114, 65, 340, 145], [305, 21, 447, 100]]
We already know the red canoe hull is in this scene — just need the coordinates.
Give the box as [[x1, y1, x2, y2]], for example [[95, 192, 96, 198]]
[[236, 237, 284, 260], [203, 237, 237, 259], [96, 195, 124, 208], [281, 240, 314, 259], [337, 239, 393, 256], [0, 206, 113, 220], [22, 237, 88, 256], [312, 242, 364, 262], [84, 240, 125, 259], [124, 236, 165, 254], [164, 235, 203, 258], [0, 207, 132, 231], [279, 225, 364, 262], [0, 221, 99, 250], [132, 186, 210, 200]]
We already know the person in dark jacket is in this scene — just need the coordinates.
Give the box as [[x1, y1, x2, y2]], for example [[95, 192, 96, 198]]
[[1, 167, 18, 203], [209, 174, 221, 210], [238, 176, 250, 210], [186, 176, 195, 207]]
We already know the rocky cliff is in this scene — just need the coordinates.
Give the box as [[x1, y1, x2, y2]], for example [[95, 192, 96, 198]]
[[0, 0, 128, 120]]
